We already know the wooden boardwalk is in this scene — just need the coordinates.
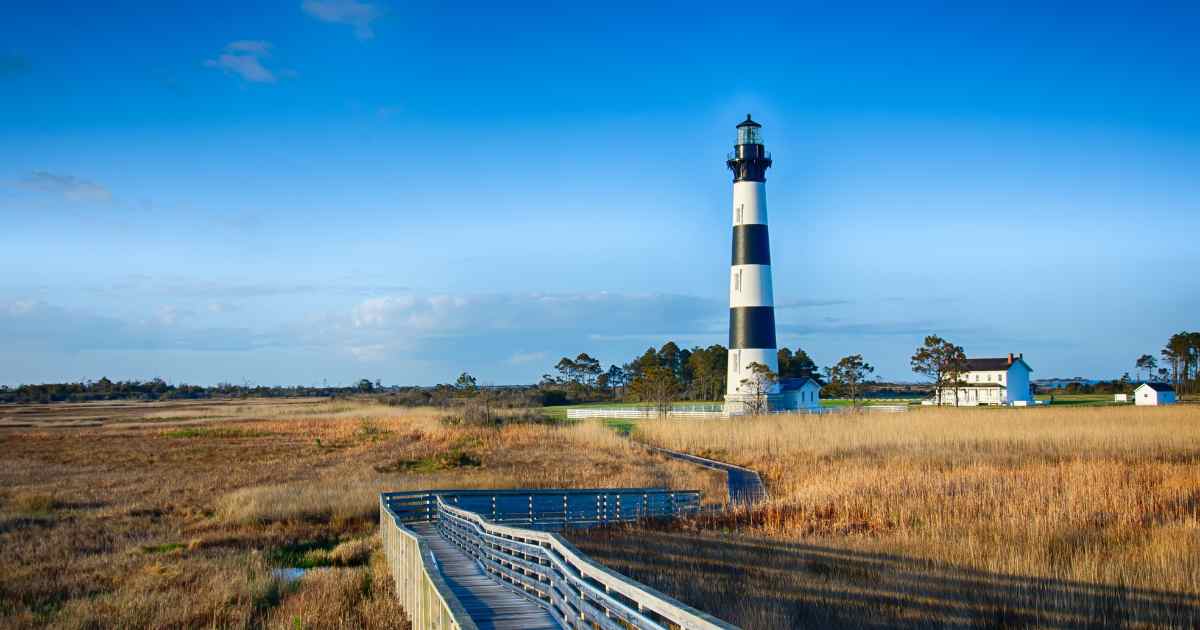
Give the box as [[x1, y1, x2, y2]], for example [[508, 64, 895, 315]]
[[648, 446, 768, 505], [410, 522, 560, 630]]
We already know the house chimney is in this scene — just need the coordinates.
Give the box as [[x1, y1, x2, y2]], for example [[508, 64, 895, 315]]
[[1007, 353, 1014, 365]]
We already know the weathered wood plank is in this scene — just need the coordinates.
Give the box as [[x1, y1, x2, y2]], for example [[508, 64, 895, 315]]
[[411, 523, 561, 630]]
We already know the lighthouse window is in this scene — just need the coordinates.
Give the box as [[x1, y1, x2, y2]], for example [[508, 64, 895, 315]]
[[736, 204, 743, 223], [734, 269, 742, 292], [737, 126, 762, 145]]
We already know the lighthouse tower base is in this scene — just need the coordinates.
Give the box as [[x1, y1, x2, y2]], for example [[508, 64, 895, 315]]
[[723, 392, 794, 416]]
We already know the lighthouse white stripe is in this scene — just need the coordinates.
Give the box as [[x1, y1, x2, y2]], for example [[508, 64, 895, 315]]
[[729, 264, 774, 307], [732, 181, 767, 225], [728, 348, 780, 395]]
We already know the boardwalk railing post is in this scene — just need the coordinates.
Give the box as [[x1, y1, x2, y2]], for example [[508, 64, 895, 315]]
[[384, 488, 735, 630]]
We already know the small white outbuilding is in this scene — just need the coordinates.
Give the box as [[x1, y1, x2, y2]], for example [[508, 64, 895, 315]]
[[1134, 382, 1176, 406]]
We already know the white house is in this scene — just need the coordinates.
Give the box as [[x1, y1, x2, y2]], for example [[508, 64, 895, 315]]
[[1134, 382, 1176, 406], [778, 377, 822, 409], [936, 353, 1034, 406]]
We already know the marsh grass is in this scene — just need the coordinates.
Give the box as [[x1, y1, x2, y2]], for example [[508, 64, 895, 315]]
[[568, 405, 1200, 628], [0, 399, 719, 628]]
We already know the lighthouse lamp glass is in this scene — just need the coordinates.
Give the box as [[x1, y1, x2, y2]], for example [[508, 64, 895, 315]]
[[737, 126, 762, 146]]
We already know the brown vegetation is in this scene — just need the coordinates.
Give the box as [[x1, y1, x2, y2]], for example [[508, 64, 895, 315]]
[[0, 399, 720, 628], [570, 405, 1200, 628]]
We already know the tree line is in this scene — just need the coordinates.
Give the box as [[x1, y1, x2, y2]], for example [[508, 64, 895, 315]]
[[537, 342, 822, 404], [1133, 331, 1199, 395], [536, 342, 892, 407], [0, 378, 397, 404]]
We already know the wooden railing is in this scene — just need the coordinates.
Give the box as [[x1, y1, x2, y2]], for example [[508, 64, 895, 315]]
[[382, 488, 700, 530], [378, 496, 479, 629], [380, 488, 735, 630]]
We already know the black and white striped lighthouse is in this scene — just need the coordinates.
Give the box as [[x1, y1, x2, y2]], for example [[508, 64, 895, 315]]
[[725, 115, 780, 412]]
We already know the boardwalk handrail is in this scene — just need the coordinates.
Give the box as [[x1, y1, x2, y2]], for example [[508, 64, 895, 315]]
[[378, 496, 480, 630], [383, 487, 701, 530], [380, 487, 737, 629], [436, 498, 737, 630]]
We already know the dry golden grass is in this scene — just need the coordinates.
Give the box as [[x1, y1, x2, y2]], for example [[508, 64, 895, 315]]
[[0, 399, 721, 629], [569, 405, 1200, 628]]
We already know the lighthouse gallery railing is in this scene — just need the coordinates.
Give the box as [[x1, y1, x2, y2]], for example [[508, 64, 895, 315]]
[[380, 488, 736, 630]]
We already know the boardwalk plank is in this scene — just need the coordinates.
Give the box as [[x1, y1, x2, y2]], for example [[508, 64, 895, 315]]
[[410, 523, 561, 630]]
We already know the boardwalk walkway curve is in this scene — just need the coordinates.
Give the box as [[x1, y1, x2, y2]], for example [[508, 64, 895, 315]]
[[380, 489, 739, 630], [646, 446, 769, 506]]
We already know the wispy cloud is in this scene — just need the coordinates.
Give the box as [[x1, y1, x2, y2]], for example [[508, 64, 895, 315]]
[[302, 0, 383, 39], [0, 301, 275, 352], [205, 41, 277, 83], [17, 171, 112, 202], [506, 351, 547, 365], [775, 298, 853, 309], [336, 291, 721, 363]]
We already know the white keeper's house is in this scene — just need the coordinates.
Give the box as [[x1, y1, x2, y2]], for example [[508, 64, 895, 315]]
[[937, 353, 1034, 406], [1134, 382, 1176, 406]]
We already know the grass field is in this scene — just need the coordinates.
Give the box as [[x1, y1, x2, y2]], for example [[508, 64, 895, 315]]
[[569, 404, 1200, 628], [6, 397, 1198, 629], [0, 399, 722, 629]]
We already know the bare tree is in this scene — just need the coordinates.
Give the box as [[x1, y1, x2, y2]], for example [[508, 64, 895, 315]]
[[739, 362, 777, 415]]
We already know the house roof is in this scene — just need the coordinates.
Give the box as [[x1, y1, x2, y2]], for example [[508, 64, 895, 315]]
[[779, 377, 820, 391], [736, 114, 762, 129], [964, 356, 1031, 372], [1136, 382, 1175, 393]]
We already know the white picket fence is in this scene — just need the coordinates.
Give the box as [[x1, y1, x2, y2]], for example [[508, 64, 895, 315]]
[[566, 404, 908, 420]]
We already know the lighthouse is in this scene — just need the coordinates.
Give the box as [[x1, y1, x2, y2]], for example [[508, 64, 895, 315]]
[[725, 115, 783, 413]]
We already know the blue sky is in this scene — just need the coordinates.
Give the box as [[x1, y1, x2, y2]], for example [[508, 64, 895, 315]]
[[2, 1, 1198, 386]]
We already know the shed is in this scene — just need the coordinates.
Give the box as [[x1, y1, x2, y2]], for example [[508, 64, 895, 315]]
[[1134, 382, 1176, 406]]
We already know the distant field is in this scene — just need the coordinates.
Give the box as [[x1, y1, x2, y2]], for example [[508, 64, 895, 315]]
[[571, 405, 1200, 628], [0, 399, 721, 629], [1037, 393, 1127, 406]]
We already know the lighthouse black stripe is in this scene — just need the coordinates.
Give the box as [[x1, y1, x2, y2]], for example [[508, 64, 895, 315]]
[[729, 306, 777, 349], [731, 224, 771, 265]]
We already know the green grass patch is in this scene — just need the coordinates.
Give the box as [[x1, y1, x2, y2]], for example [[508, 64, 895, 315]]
[[163, 427, 272, 438], [141, 542, 185, 554], [1035, 394, 1126, 407], [373, 447, 482, 474], [269, 539, 339, 569], [269, 538, 371, 568], [603, 418, 636, 436]]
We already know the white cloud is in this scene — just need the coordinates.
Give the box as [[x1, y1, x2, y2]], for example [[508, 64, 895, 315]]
[[0, 300, 272, 353], [226, 40, 272, 53], [205, 41, 277, 83], [506, 351, 547, 365], [18, 171, 112, 202], [301, 0, 383, 39], [348, 344, 388, 361]]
